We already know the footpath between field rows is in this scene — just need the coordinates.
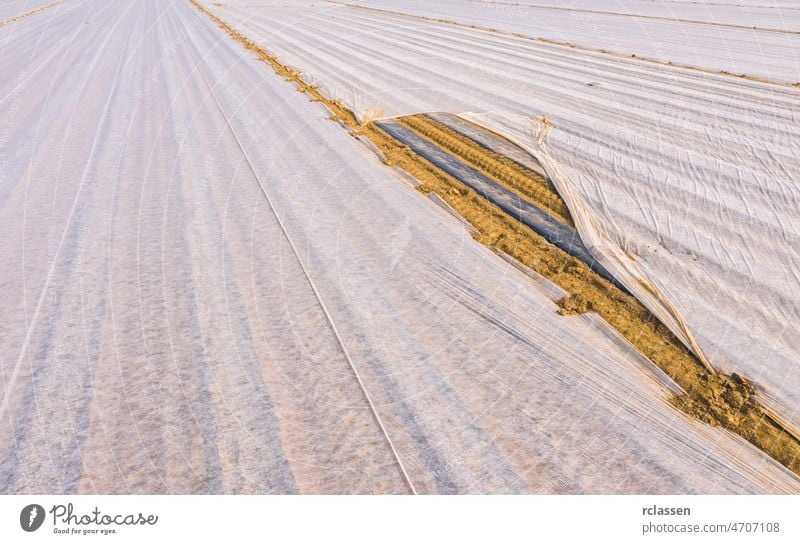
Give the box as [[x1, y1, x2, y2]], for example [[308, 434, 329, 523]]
[[189, 0, 800, 478]]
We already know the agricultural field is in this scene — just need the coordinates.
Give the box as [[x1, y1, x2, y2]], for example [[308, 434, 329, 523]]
[[0, 0, 798, 495], [0, 0, 60, 25]]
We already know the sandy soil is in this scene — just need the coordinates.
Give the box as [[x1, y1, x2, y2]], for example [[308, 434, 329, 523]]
[[1, 0, 798, 493]]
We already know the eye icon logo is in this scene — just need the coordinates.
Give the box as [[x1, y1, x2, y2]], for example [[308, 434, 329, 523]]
[[20, 504, 45, 532]]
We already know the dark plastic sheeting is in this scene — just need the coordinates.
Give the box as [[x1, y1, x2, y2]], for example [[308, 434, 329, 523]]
[[376, 119, 627, 293]]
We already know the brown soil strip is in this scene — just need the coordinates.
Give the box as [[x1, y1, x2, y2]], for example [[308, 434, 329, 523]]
[[0, 0, 65, 28], [396, 114, 572, 225], [189, 0, 800, 477]]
